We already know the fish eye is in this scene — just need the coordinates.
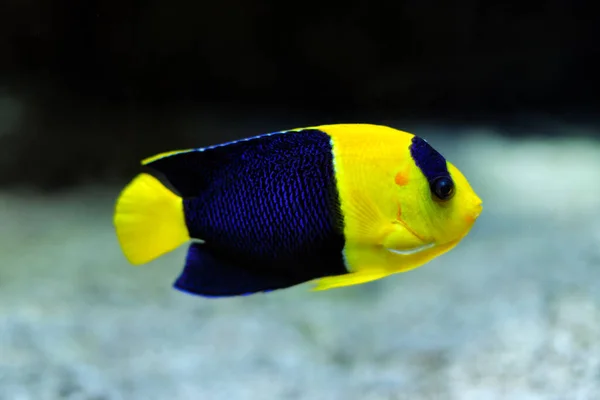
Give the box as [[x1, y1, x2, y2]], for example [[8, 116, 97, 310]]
[[431, 176, 455, 201]]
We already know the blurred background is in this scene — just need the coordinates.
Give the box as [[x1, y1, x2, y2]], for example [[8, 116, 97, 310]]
[[1, 1, 599, 399]]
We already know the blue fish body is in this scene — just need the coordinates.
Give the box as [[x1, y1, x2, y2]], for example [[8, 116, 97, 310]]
[[144, 129, 348, 296]]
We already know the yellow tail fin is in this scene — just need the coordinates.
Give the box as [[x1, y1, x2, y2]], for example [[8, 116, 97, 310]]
[[113, 173, 190, 265]]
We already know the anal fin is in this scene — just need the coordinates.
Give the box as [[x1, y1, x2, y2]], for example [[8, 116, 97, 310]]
[[174, 244, 309, 298]]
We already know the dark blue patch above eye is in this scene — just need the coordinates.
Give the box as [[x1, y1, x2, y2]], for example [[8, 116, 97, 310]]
[[409, 136, 451, 183]]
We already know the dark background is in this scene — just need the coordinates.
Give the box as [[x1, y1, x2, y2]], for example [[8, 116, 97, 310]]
[[1, 0, 598, 190]]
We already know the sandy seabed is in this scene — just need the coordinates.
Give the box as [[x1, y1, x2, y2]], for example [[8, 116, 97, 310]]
[[1, 127, 600, 400]]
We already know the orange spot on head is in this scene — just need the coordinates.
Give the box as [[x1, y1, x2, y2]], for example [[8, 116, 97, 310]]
[[395, 171, 409, 186]]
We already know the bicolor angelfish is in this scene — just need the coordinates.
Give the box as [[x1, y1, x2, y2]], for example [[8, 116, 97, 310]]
[[113, 124, 482, 297]]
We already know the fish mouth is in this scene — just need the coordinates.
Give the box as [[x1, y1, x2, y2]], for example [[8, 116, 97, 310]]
[[386, 242, 436, 256]]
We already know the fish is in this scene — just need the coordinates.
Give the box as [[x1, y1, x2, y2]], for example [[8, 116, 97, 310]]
[[113, 123, 482, 298]]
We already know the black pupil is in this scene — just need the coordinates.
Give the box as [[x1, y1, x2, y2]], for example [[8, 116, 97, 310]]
[[432, 177, 454, 200]]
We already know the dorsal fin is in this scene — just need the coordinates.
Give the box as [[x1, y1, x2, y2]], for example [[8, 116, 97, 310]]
[[140, 128, 327, 198]]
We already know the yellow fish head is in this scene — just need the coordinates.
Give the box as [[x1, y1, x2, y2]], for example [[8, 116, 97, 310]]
[[310, 125, 483, 290], [380, 142, 482, 271]]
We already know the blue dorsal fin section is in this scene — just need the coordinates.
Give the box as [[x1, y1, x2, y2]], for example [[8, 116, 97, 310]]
[[141, 129, 323, 198], [174, 243, 311, 298], [142, 148, 226, 198], [408, 136, 451, 183]]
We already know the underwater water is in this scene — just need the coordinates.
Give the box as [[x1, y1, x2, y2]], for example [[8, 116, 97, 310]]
[[1, 125, 600, 400]]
